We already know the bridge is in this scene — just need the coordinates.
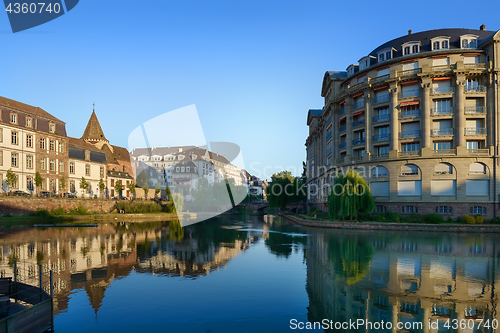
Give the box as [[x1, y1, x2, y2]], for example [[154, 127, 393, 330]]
[[238, 202, 269, 214]]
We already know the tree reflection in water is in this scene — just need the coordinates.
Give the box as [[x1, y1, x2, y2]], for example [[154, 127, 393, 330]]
[[328, 235, 374, 285]]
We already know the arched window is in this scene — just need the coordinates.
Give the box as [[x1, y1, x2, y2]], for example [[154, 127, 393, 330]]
[[401, 164, 419, 176], [435, 163, 453, 174], [372, 166, 388, 178], [470, 162, 486, 174]]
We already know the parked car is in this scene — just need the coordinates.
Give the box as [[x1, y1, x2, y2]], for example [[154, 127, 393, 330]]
[[11, 190, 30, 197], [40, 191, 56, 197], [63, 192, 77, 198]]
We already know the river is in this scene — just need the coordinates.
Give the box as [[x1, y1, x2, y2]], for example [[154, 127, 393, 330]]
[[0, 215, 498, 332]]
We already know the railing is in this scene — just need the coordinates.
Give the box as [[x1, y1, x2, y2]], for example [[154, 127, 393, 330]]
[[372, 153, 389, 159], [431, 107, 454, 115], [371, 74, 390, 84], [352, 119, 366, 128], [400, 130, 421, 138], [399, 89, 420, 98], [326, 131, 332, 141], [339, 108, 346, 116], [431, 86, 454, 94], [434, 149, 456, 155], [431, 128, 454, 136], [432, 64, 456, 71], [399, 150, 420, 157], [464, 63, 487, 69], [399, 68, 422, 77], [339, 125, 346, 133], [351, 156, 363, 162], [373, 114, 390, 123], [467, 149, 489, 154], [464, 106, 486, 114], [465, 85, 487, 93], [400, 109, 420, 118], [352, 100, 365, 110], [336, 158, 345, 165], [465, 127, 487, 135], [372, 94, 390, 104], [339, 142, 347, 149], [326, 147, 332, 156], [352, 138, 365, 145], [372, 134, 390, 142]]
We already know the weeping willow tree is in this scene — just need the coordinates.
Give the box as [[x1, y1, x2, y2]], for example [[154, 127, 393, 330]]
[[328, 236, 375, 285], [328, 169, 375, 221]]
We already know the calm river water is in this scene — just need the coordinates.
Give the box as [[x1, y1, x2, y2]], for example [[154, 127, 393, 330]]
[[0, 215, 498, 332]]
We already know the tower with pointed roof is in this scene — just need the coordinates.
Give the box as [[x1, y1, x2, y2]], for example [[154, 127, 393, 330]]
[[81, 107, 110, 150]]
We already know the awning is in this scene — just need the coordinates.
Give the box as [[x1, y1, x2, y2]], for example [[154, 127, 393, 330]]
[[339, 100, 345, 105], [352, 92, 363, 98], [400, 101, 420, 106], [352, 110, 364, 116], [433, 77, 451, 81], [374, 85, 388, 91], [401, 80, 418, 85]]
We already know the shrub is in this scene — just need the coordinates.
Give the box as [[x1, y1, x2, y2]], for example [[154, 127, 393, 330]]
[[464, 215, 475, 224], [68, 206, 90, 215], [51, 206, 67, 216], [35, 208, 53, 219], [456, 216, 465, 223], [475, 215, 484, 224], [424, 214, 444, 224], [114, 201, 162, 214], [490, 217, 500, 224], [446, 217, 453, 223], [375, 211, 401, 222], [2, 214, 12, 218]]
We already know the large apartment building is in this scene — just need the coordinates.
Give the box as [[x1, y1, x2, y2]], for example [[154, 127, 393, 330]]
[[306, 26, 500, 218]]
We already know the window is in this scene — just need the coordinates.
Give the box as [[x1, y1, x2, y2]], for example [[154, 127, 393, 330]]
[[111, 179, 114, 186], [401, 164, 419, 176], [385, 51, 391, 60], [0, 128, 2, 142], [378, 53, 384, 62], [26, 155, 33, 169], [376, 205, 386, 213], [11, 153, 18, 167], [85, 151, 90, 161], [10, 114, 17, 124], [471, 206, 486, 215], [434, 141, 451, 151], [404, 46, 410, 55], [186, 167, 190, 172], [70, 181, 75, 193], [59, 143, 64, 153], [11, 131, 17, 145], [26, 134, 32, 148], [470, 162, 486, 174], [0, 151, 2, 166], [442, 40, 449, 49], [49, 139, 55, 151], [435, 206, 453, 214], [433, 41, 440, 50], [49, 123, 55, 133], [176, 167, 179, 172], [412, 45, 419, 53], [59, 161, 64, 172], [50, 179, 56, 192], [100, 167, 104, 178], [69, 162, 75, 174], [40, 138, 45, 150], [402, 142, 420, 152], [85, 164, 90, 176], [50, 159, 55, 171], [27, 177, 33, 191], [41, 158, 46, 170], [372, 166, 388, 177], [402, 206, 418, 213], [26, 117, 32, 127]]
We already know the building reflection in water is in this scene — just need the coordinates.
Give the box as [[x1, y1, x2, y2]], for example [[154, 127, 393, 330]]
[[306, 231, 500, 332], [0, 215, 266, 317]]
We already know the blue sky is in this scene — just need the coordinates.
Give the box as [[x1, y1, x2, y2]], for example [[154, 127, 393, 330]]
[[2, 0, 500, 179]]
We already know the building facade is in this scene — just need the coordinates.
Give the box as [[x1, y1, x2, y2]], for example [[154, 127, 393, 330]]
[[306, 27, 500, 218]]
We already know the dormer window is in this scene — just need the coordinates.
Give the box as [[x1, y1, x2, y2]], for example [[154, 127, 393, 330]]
[[10, 113, 17, 124], [460, 34, 478, 49], [85, 151, 90, 161], [49, 123, 55, 133], [377, 48, 394, 63], [26, 117, 32, 128], [431, 36, 451, 51], [402, 41, 421, 56], [358, 56, 375, 70]]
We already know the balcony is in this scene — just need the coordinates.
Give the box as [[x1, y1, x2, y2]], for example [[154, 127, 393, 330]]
[[431, 107, 454, 116], [434, 149, 456, 155], [352, 100, 365, 110], [351, 156, 363, 162], [399, 150, 420, 157], [400, 109, 420, 118], [326, 147, 332, 156], [339, 125, 347, 133], [372, 153, 389, 159], [432, 64, 456, 72], [464, 63, 487, 69], [400, 130, 421, 138], [339, 142, 347, 150], [352, 119, 366, 128], [352, 138, 365, 146], [373, 114, 390, 123], [431, 86, 454, 94], [326, 131, 332, 141], [399, 68, 422, 77], [399, 89, 420, 98], [467, 149, 489, 155], [464, 106, 486, 114], [339, 108, 346, 116], [370, 74, 390, 84], [372, 94, 390, 104], [336, 158, 345, 165], [372, 134, 390, 142], [431, 128, 454, 136], [465, 127, 487, 135], [465, 85, 486, 93]]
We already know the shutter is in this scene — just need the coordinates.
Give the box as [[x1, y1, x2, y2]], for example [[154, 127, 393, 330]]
[[398, 180, 422, 196], [464, 56, 479, 64], [401, 83, 419, 92], [370, 182, 390, 196], [402, 122, 420, 132], [377, 68, 390, 76], [431, 180, 456, 196], [466, 180, 489, 196], [402, 62, 418, 70], [432, 58, 449, 66], [469, 163, 485, 174]]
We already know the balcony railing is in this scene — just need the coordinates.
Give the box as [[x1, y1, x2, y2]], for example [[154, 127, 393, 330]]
[[400, 109, 420, 118], [372, 153, 389, 159], [431, 86, 454, 94], [431, 107, 454, 115], [434, 149, 456, 155], [352, 100, 365, 110], [351, 156, 363, 162], [339, 108, 346, 116], [464, 106, 486, 114], [431, 128, 454, 136], [464, 63, 487, 69], [400, 150, 420, 157], [399, 68, 422, 77], [339, 142, 347, 149], [326, 131, 332, 141], [336, 158, 345, 165], [399, 89, 420, 98], [326, 147, 332, 156], [400, 130, 421, 138], [373, 114, 390, 123], [372, 94, 390, 104], [432, 64, 456, 71], [352, 119, 366, 128], [352, 138, 365, 146], [465, 127, 487, 135], [372, 134, 390, 142], [339, 125, 346, 133], [371, 74, 390, 84], [465, 85, 487, 93], [467, 149, 489, 155]]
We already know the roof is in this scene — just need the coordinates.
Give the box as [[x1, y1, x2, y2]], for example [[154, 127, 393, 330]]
[[107, 170, 133, 179], [307, 108, 323, 125], [130, 146, 197, 157], [81, 111, 107, 142], [68, 137, 103, 152], [172, 161, 198, 174], [0, 96, 65, 123], [68, 138, 107, 164], [208, 152, 231, 164]]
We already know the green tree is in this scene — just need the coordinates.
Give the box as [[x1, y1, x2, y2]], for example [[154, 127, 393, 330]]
[[99, 178, 106, 199], [155, 184, 161, 199], [266, 171, 305, 210], [328, 235, 374, 285], [327, 169, 375, 221], [136, 170, 150, 189], [172, 193, 184, 212], [192, 177, 211, 208], [59, 176, 66, 193], [114, 180, 123, 198], [35, 172, 43, 195], [79, 177, 89, 198], [128, 181, 136, 199], [5, 169, 17, 193], [144, 187, 149, 200]]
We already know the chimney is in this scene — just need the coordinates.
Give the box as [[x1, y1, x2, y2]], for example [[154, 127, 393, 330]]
[[408, 29, 412, 35], [480, 24, 486, 31]]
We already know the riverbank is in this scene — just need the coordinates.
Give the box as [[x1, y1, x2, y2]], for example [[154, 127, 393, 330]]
[[283, 214, 500, 233]]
